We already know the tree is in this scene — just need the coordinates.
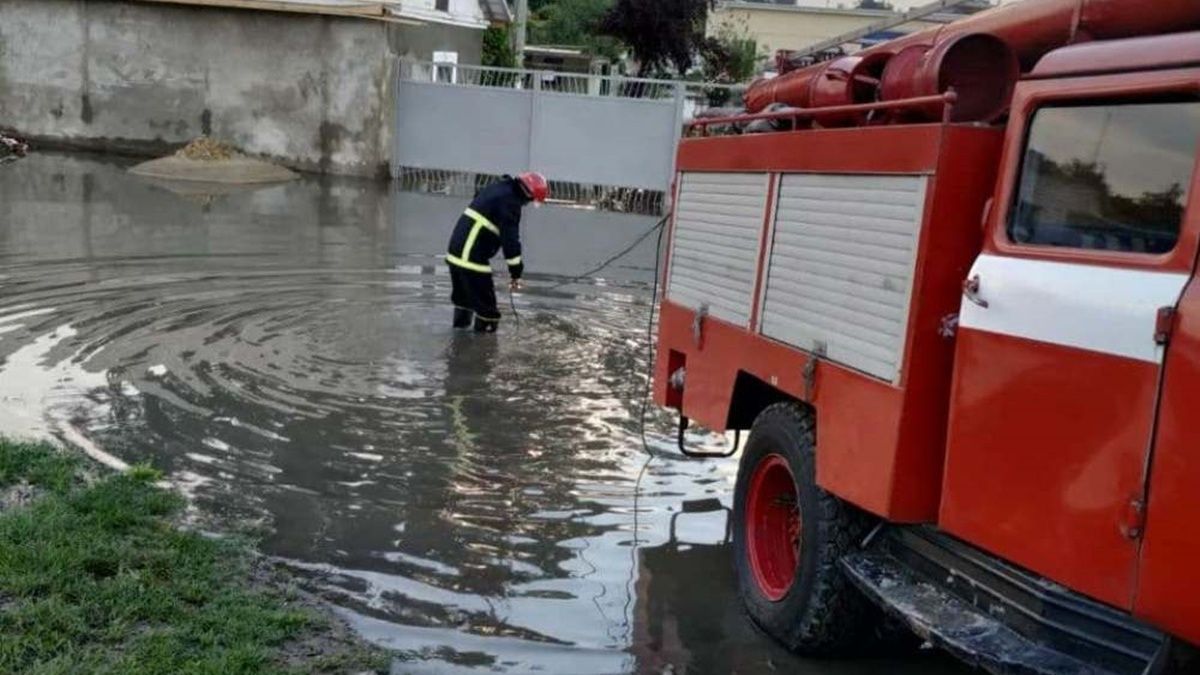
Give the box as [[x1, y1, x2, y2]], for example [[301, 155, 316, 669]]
[[599, 0, 715, 75], [1026, 156, 1186, 251], [529, 0, 622, 63], [482, 26, 517, 68], [701, 18, 762, 83]]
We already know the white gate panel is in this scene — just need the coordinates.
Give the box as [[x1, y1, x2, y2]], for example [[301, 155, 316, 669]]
[[532, 93, 679, 191], [392, 62, 690, 193], [666, 172, 769, 327], [761, 173, 928, 382], [393, 82, 533, 177]]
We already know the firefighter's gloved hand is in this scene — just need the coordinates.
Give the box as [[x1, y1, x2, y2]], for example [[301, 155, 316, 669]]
[[507, 260, 524, 281]]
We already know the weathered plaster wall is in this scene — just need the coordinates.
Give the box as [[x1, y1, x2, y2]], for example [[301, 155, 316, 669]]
[[0, 0, 480, 177], [389, 21, 483, 65]]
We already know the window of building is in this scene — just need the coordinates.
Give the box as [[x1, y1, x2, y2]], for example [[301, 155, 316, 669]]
[[435, 0, 449, 11], [1008, 99, 1200, 254], [432, 50, 458, 84]]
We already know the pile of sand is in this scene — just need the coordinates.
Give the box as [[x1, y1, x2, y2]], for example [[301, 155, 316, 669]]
[[176, 136, 237, 161], [130, 136, 297, 184]]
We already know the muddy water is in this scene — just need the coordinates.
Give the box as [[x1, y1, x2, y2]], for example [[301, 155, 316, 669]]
[[0, 154, 968, 674]]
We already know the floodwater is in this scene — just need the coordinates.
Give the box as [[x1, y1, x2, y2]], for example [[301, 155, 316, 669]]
[[0, 153, 970, 674]]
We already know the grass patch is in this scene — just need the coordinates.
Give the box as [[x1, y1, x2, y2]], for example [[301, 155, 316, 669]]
[[0, 439, 388, 675]]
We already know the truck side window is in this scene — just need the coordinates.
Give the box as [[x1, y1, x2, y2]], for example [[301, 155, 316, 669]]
[[1008, 100, 1200, 254]]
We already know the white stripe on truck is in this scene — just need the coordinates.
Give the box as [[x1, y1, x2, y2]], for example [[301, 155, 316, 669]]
[[959, 254, 1188, 364]]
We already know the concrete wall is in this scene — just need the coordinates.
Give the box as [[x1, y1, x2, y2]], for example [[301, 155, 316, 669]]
[[0, 0, 481, 177]]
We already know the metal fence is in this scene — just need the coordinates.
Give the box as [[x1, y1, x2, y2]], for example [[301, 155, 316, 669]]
[[400, 60, 746, 115], [399, 60, 688, 100], [391, 60, 745, 211], [396, 167, 666, 216]]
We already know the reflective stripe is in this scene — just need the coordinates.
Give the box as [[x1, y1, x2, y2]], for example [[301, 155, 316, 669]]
[[446, 254, 491, 273], [506, 256, 522, 266], [461, 222, 485, 264], [464, 208, 499, 235], [455, 208, 501, 268]]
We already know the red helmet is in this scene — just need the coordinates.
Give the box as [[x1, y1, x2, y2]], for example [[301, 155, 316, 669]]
[[517, 171, 549, 203]]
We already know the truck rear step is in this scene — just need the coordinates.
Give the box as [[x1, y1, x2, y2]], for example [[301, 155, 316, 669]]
[[841, 527, 1165, 675]]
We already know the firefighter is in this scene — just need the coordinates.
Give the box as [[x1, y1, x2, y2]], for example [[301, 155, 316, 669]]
[[446, 172, 549, 332]]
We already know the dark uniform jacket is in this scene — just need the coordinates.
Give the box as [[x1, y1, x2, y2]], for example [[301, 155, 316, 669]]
[[446, 177, 526, 279]]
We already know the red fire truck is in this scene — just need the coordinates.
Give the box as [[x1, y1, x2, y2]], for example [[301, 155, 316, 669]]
[[652, 1, 1200, 672]]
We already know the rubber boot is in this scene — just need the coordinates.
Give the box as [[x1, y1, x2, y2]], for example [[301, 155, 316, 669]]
[[453, 308, 473, 329], [473, 315, 498, 333]]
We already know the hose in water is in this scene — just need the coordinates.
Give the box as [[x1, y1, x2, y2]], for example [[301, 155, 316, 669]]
[[545, 213, 671, 292], [508, 282, 521, 329], [637, 220, 668, 459], [506, 211, 669, 331]]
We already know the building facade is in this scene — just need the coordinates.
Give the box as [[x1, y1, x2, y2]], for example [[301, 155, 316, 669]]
[[389, 0, 504, 66], [707, 2, 972, 65]]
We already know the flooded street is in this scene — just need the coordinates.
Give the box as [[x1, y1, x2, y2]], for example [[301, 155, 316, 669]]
[[0, 153, 968, 674]]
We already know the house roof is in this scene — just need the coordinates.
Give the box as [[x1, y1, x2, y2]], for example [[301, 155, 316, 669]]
[[133, 0, 509, 26], [134, 0, 402, 20], [477, 0, 511, 24]]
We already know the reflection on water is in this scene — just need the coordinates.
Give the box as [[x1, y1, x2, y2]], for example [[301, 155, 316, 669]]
[[0, 153, 967, 674]]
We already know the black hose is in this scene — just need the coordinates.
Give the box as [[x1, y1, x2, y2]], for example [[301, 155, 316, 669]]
[[624, 220, 668, 633], [508, 209, 670, 454], [508, 282, 520, 328], [637, 220, 668, 459], [544, 213, 670, 292], [508, 212, 668, 327]]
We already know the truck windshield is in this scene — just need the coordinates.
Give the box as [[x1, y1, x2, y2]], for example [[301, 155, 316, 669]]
[[1008, 99, 1200, 254]]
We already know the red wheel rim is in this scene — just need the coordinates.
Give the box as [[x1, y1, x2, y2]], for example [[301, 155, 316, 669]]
[[745, 454, 801, 601]]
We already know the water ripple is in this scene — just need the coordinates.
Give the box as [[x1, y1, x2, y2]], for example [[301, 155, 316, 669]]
[[0, 153, 966, 675]]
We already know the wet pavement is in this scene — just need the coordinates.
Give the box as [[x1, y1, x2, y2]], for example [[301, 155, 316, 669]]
[[0, 153, 971, 674]]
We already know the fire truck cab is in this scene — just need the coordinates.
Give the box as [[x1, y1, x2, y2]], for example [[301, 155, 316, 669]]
[[652, 3, 1200, 673]]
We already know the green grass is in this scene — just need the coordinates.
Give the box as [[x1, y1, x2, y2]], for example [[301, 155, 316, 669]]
[[0, 439, 387, 675]]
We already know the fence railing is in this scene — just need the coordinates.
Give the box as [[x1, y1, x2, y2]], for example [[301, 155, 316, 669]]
[[401, 59, 668, 99], [399, 59, 746, 112], [395, 168, 666, 216]]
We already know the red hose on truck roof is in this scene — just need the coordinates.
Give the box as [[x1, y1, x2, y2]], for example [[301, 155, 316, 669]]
[[744, 0, 1200, 124]]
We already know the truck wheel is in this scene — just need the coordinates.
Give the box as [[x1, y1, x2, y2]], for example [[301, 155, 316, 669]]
[[733, 402, 874, 655]]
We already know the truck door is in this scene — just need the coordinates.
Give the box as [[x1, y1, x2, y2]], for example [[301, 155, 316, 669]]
[[940, 84, 1200, 609]]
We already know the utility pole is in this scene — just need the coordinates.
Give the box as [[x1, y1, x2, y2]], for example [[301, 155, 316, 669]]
[[513, 0, 528, 67]]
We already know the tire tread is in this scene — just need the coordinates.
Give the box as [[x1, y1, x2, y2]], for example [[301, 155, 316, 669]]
[[744, 402, 874, 655]]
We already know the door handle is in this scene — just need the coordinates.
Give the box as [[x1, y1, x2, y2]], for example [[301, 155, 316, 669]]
[[963, 274, 989, 309]]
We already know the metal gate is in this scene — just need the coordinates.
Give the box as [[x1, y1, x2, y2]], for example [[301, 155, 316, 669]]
[[391, 60, 702, 195]]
